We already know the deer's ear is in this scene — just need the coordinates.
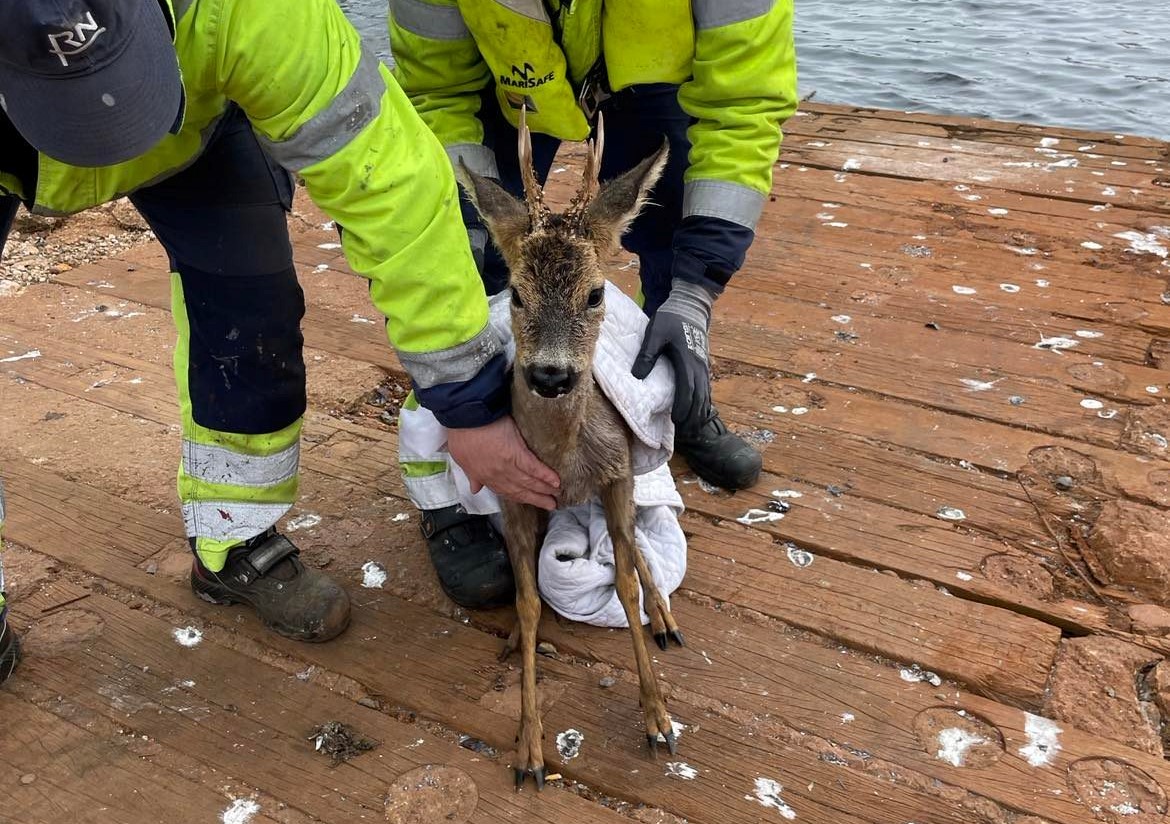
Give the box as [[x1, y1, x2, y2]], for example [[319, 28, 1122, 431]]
[[455, 161, 529, 262], [582, 140, 669, 252]]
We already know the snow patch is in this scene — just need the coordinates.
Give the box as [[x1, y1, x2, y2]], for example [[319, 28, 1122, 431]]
[[751, 777, 797, 819], [1018, 714, 1062, 767], [936, 727, 990, 767], [221, 798, 261, 824], [361, 561, 387, 589]]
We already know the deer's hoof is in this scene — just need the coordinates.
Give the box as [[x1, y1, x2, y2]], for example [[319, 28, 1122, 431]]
[[654, 631, 669, 651], [664, 730, 679, 756], [513, 766, 546, 791], [669, 629, 686, 648]]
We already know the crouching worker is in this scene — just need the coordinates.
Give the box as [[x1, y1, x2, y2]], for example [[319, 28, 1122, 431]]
[[388, 0, 797, 609], [0, 0, 558, 647]]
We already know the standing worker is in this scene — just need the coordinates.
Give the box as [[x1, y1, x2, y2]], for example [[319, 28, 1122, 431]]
[[0, 0, 561, 682], [390, 0, 798, 609]]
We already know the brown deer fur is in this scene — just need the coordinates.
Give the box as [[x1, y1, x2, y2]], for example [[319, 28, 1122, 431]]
[[457, 112, 683, 789]]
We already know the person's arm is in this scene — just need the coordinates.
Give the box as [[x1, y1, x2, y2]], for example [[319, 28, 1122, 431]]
[[208, 0, 557, 506], [634, 1, 798, 423], [389, 0, 498, 270], [674, 0, 798, 292]]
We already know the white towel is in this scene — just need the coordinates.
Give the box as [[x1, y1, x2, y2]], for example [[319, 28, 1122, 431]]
[[398, 282, 687, 627]]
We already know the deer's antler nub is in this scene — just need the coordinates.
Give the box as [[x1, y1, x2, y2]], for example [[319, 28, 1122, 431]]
[[518, 107, 550, 230], [566, 111, 605, 232]]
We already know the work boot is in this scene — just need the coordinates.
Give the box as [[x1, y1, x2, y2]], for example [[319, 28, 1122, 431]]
[[190, 529, 350, 643], [675, 405, 763, 491], [420, 505, 515, 609], [0, 605, 20, 685]]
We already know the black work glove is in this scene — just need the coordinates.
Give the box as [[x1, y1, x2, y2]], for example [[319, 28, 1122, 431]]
[[631, 279, 717, 425]]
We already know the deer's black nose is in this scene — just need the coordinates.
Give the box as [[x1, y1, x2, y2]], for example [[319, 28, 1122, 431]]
[[525, 365, 578, 397]]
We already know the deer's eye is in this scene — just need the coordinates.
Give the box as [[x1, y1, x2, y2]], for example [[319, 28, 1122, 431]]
[[511, 288, 524, 309], [587, 287, 604, 308]]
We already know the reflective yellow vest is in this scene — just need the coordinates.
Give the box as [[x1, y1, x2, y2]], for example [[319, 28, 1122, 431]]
[[389, 0, 798, 230], [0, 0, 497, 396]]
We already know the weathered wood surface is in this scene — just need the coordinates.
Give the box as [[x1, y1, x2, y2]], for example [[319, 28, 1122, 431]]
[[4, 102, 1170, 822]]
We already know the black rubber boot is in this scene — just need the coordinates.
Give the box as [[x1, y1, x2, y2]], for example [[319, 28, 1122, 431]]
[[675, 405, 763, 491], [420, 505, 515, 610], [0, 604, 20, 685], [190, 529, 350, 643]]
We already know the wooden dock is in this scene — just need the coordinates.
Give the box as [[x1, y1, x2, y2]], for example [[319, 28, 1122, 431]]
[[2, 101, 1170, 823]]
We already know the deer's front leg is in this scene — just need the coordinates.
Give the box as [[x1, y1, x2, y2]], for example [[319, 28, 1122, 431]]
[[600, 478, 676, 757], [499, 500, 546, 789]]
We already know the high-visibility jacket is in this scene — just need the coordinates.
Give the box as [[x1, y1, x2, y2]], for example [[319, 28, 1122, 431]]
[[388, 0, 798, 287], [0, 0, 507, 428]]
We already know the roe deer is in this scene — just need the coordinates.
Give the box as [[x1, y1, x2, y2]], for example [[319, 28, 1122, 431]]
[[457, 112, 684, 789]]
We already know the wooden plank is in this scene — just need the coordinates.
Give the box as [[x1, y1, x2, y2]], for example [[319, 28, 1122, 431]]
[[708, 372, 1170, 509], [0, 693, 280, 824], [792, 102, 1170, 155], [1, 459, 989, 824], [0, 310, 1134, 642], [9, 590, 632, 824], [302, 419, 1064, 704], [469, 588, 1170, 824], [680, 516, 1060, 704]]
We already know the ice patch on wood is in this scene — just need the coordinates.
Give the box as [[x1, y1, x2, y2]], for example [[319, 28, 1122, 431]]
[[750, 777, 797, 819], [0, 349, 41, 363], [1081, 241, 1104, 250], [842, 158, 861, 171], [556, 729, 584, 760], [1113, 229, 1169, 258], [666, 761, 698, 780], [936, 506, 966, 521], [1034, 335, 1078, 352], [999, 283, 1020, 293], [221, 798, 260, 824], [1018, 713, 1062, 766], [361, 561, 387, 589], [1080, 398, 1105, 410], [952, 285, 976, 295], [173, 626, 203, 648], [956, 571, 974, 581], [786, 545, 814, 568], [936, 727, 990, 766], [988, 208, 1009, 216], [830, 315, 851, 324], [960, 378, 999, 392], [901, 665, 943, 686], [286, 513, 321, 531], [1076, 330, 1104, 338], [738, 509, 785, 526]]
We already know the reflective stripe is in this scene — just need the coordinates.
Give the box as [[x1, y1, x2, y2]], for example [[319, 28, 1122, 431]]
[[390, 0, 471, 39], [692, 0, 774, 29], [182, 439, 300, 488], [447, 143, 499, 179], [258, 48, 384, 172], [402, 470, 461, 510], [493, 0, 550, 22], [682, 180, 766, 230], [183, 501, 292, 542], [397, 323, 502, 389]]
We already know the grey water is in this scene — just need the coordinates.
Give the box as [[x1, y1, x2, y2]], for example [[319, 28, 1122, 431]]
[[339, 0, 1169, 140]]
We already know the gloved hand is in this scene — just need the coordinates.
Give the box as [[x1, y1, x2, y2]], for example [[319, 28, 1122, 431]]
[[631, 279, 717, 425]]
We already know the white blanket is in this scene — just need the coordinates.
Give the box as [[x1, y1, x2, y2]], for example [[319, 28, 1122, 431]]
[[397, 282, 687, 627]]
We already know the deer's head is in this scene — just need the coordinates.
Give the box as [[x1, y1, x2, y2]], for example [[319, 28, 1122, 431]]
[[457, 111, 668, 399]]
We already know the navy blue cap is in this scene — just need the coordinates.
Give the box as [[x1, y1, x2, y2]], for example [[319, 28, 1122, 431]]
[[0, 0, 183, 168]]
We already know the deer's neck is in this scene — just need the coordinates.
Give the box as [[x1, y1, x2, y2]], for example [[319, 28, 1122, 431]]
[[511, 373, 589, 468]]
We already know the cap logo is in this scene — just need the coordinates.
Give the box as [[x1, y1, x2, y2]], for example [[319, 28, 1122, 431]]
[[47, 11, 107, 67]]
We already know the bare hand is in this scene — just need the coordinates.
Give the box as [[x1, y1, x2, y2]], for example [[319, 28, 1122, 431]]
[[448, 416, 560, 510]]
